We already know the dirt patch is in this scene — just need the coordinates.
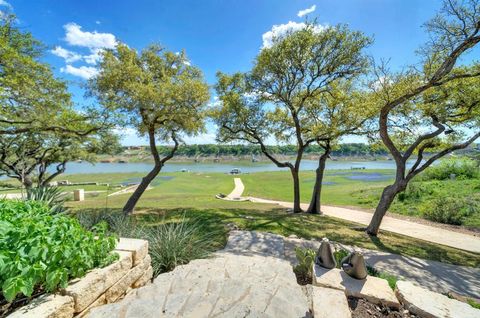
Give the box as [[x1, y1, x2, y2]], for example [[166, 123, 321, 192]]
[[348, 297, 417, 318], [294, 272, 312, 286]]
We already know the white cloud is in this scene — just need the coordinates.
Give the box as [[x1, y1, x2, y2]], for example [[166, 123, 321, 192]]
[[183, 132, 218, 145], [52, 23, 118, 79], [64, 23, 116, 50], [60, 65, 98, 79], [297, 5, 316, 17], [95, 20, 101, 25], [83, 48, 103, 65], [51, 46, 82, 63], [261, 21, 326, 48], [0, 0, 12, 8], [207, 96, 222, 108]]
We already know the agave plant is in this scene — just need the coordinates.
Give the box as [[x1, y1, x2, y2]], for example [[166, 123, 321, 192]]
[[26, 186, 67, 214]]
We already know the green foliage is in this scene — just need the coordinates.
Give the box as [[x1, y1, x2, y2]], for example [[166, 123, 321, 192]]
[[397, 182, 433, 202], [333, 248, 349, 269], [144, 218, 223, 276], [467, 298, 480, 310], [422, 158, 479, 181], [26, 186, 67, 214], [154, 143, 387, 158], [366, 266, 398, 290], [0, 200, 117, 302], [293, 247, 316, 282], [90, 44, 209, 139], [0, 15, 109, 137], [421, 196, 478, 225], [75, 211, 224, 277]]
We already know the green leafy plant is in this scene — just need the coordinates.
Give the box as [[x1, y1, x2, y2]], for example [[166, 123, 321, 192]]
[[467, 298, 480, 310], [366, 266, 398, 290], [26, 186, 67, 214], [333, 248, 349, 269], [422, 158, 479, 181], [76, 211, 225, 277], [421, 196, 478, 225], [0, 200, 118, 303], [293, 248, 316, 284], [75, 210, 142, 237]]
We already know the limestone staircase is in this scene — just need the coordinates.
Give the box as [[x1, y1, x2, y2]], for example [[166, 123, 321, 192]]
[[87, 231, 480, 318]]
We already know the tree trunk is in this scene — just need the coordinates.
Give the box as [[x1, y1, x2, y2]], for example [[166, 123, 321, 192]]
[[366, 184, 400, 235], [122, 162, 162, 215], [23, 175, 33, 189], [306, 150, 329, 214], [123, 129, 162, 215], [39, 162, 67, 187], [290, 168, 302, 213]]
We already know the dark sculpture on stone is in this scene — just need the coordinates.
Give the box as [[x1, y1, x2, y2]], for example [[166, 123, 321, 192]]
[[341, 252, 368, 280], [315, 238, 336, 269]]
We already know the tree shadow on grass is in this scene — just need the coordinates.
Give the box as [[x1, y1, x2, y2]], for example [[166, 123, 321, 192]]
[[71, 206, 480, 267]]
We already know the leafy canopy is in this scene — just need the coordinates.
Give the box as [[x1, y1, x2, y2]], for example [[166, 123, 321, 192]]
[[90, 44, 210, 141], [0, 15, 104, 136], [0, 200, 117, 303]]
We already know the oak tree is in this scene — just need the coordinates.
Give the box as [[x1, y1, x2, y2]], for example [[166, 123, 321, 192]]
[[366, 0, 480, 235], [90, 44, 209, 214], [214, 22, 371, 212]]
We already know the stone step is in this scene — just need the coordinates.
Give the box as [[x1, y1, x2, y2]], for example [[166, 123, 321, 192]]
[[88, 253, 310, 318], [312, 286, 351, 318], [222, 230, 285, 258], [312, 265, 399, 309], [396, 281, 480, 318]]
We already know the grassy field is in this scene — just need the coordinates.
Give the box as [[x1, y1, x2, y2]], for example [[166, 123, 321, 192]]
[[5, 169, 478, 228], [61, 170, 480, 267]]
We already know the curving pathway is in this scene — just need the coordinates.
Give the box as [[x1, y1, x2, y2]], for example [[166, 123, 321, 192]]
[[228, 178, 480, 254]]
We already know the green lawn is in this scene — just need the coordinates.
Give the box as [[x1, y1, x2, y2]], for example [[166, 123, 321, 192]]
[[241, 170, 480, 229], [64, 170, 480, 267]]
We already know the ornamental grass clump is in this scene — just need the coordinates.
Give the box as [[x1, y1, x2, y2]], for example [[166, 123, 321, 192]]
[[145, 218, 224, 276], [0, 200, 118, 304]]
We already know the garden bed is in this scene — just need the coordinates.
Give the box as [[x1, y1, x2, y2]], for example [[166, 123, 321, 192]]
[[8, 238, 152, 318]]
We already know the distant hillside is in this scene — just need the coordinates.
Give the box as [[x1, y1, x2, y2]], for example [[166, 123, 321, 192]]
[[124, 143, 389, 158]]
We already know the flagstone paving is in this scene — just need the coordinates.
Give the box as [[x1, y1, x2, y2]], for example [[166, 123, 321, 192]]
[[87, 231, 480, 317], [87, 232, 311, 318]]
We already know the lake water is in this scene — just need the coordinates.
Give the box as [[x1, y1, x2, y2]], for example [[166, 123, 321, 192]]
[[59, 160, 408, 175]]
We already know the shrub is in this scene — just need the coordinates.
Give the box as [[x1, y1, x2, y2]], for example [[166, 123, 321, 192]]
[[422, 158, 479, 181], [398, 182, 433, 202], [144, 217, 224, 276], [0, 200, 117, 303], [422, 196, 478, 225], [75, 210, 143, 237], [26, 186, 67, 214], [75, 211, 225, 277], [293, 248, 315, 284]]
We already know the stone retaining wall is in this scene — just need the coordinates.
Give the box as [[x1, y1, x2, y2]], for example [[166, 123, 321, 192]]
[[9, 238, 153, 318]]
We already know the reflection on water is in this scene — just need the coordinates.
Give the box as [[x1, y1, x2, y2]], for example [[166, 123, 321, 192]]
[[346, 172, 394, 181], [57, 160, 416, 175]]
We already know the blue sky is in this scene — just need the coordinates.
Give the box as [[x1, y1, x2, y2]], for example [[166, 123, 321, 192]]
[[2, 0, 446, 145]]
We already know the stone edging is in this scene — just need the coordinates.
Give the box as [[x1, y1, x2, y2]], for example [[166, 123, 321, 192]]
[[311, 264, 480, 318], [9, 238, 153, 318]]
